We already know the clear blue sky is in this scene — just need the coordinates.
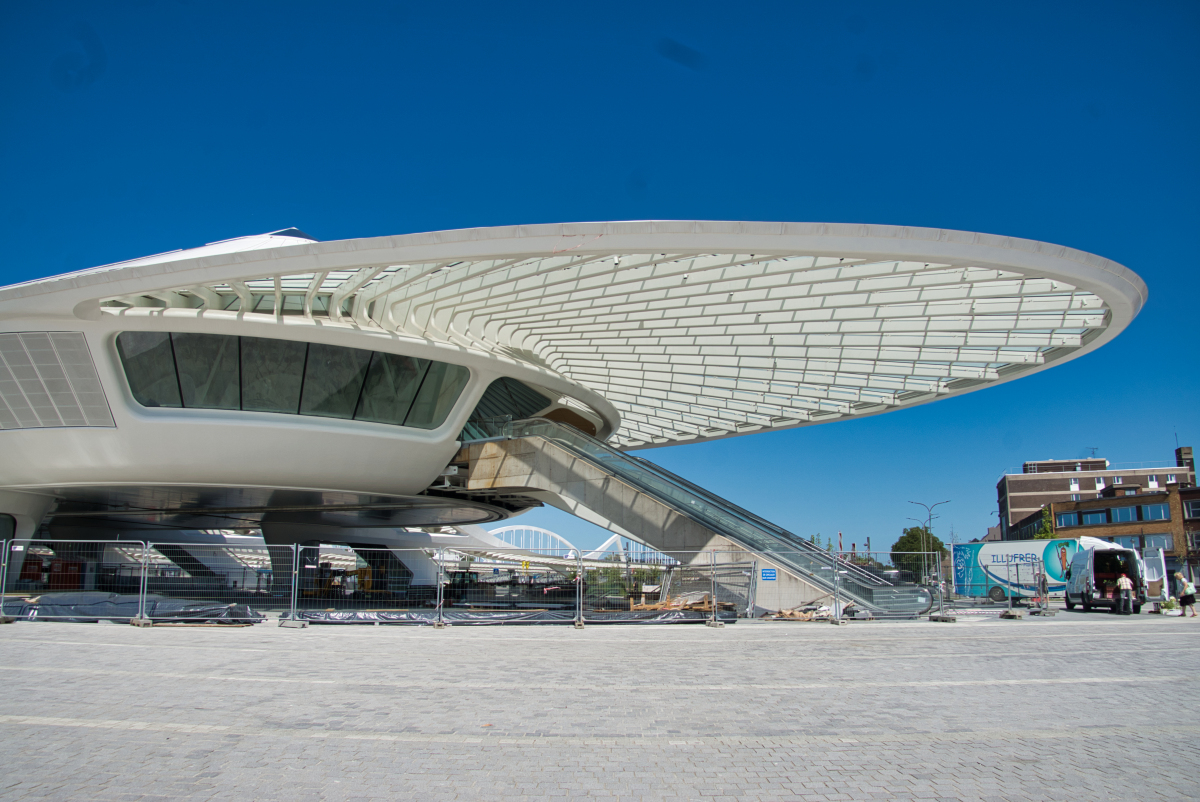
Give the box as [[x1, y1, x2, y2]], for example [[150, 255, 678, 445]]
[[2, 1, 1197, 551]]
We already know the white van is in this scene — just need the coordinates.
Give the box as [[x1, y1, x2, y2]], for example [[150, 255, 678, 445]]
[[1064, 536, 1146, 613]]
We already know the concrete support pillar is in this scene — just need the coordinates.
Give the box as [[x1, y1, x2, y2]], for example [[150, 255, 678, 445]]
[[0, 490, 54, 594]]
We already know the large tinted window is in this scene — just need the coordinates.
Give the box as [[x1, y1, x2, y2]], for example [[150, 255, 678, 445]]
[[357, 352, 429, 426], [116, 332, 468, 430], [300, 343, 372, 419], [405, 361, 471, 429], [460, 377, 552, 439], [241, 337, 306, 413], [172, 333, 240, 410], [115, 332, 182, 408]]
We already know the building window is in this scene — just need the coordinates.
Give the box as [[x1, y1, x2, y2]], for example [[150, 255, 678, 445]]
[[459, 377, 553, 440], [1123, 489, 1137, 496], [1168, 474, 1177, 484], [1069, 479, 1080, 491], [1095, 478, 1106, 490], [114, 332, 183, 408], [1082, 510, 1108, 525], [1114, 536, 1140, 549], [1113, 476, 1123, 485], [1056, 512, 1079, 528], [1111, 506, 1138, 523], [1148, 475, 1159, 489], [1185, 500, 1200, 519], [1145, 534, 1174, 551], [1141, 503, 1170, 522], [1070, 494, 1081, 501], [116, 332, 470, 431]]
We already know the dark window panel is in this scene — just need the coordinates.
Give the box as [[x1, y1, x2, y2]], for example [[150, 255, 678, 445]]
[[1141, 503, 1170, 521], [117, 331, 469, 429], [115, 332, 182, 408], [299, 343, 371, 419], [355, 352, 429, 425], [406, 362, 470, 429], [460, 377, 551, 440], [241, 337, 307, 413], [1111, 506, 1137, 523], [170, 333, 240, 410]]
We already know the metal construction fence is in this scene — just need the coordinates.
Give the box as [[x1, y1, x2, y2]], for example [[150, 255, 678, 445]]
[[0, 539, 945, 626], [942, 554, 1057, 617]]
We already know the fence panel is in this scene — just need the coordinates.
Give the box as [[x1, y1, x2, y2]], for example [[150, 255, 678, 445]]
[[578, 550, 748, 624], [141, 542, 296, 621], [283, 546, 581, 624], [1, 539, 150, 621], [0, 539, 954, 627], [945, 551, 1053, 616]]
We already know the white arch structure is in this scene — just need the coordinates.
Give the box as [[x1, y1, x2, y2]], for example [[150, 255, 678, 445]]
[[488, 525, 578, 557]]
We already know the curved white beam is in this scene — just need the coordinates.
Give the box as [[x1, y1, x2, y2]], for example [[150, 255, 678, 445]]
[[0, 221, 1146, 450]]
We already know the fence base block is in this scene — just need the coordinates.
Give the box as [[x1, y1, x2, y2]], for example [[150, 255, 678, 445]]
[[929, 614, 957, 623], [1029, 609, 1056, 617], [0, 616, 14, 625], [432, 621, 447, 629], [130, 618, 154, 627], [999, 610, 1024, 620], [279, 619, 308, 629], [830, 617, 848, 626], [705, 620, 725, 628], [573, 621, 585, 629]]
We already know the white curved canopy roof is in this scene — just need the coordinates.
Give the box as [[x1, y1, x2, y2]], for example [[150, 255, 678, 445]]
[[0, 221, 1146, 449]]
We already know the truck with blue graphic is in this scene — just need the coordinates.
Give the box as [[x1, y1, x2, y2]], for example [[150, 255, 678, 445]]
[[952, 539, 1079, 602]]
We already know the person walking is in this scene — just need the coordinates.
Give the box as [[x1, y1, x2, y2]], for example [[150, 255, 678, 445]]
[[1115, 573, 1134, 615], [1176, 572, 1197, 618]]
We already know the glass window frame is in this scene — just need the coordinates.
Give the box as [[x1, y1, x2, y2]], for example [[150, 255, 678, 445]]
[[116, 331, 470, 432], [1110, 506, 1138, 523], [1140, 503, 1170, 522]]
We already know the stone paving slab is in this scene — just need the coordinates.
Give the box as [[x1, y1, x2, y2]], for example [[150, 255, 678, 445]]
[[0, 611, 1197, 801]]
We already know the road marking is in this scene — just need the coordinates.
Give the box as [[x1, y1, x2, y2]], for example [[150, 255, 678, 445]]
[[0, 714, 1196, 747], [0, 665, 1186, 691]]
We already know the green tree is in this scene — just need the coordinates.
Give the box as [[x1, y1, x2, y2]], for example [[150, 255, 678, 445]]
[[1032, 508, 1055, 539], [891, 526, 947, 578]]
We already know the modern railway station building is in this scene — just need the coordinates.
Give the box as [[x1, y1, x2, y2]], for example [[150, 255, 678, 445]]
[[0, 221, 1147, 619]]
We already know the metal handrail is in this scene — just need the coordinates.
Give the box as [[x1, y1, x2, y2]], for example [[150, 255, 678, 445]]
[[501, 418, 932, 614]]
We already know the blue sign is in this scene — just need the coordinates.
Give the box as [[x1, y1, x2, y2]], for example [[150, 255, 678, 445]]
[[761, 568, 777, 581], [493, 568, 500, 575]]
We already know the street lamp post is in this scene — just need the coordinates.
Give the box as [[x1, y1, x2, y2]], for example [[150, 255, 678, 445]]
[[908, 500, 951, 587]]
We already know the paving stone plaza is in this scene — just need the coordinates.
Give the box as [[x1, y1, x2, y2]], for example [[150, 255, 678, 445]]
[[1, 612, 1197, 801]]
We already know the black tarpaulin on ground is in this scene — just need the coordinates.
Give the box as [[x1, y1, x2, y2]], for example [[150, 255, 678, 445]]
[[1, 592, 265, 623], [284, 609, 737, 625]]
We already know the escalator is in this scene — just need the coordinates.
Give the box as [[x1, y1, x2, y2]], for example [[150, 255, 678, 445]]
[[480, 418, 933, 617]]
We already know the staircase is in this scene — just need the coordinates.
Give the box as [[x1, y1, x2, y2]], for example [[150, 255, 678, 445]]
[[457, 418, 933, 618]]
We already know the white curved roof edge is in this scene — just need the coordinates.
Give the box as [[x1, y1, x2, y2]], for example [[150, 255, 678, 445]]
[[0, 220, 1147, 315], [0, 221, 1146, 451], [0, 229, 318, 297]]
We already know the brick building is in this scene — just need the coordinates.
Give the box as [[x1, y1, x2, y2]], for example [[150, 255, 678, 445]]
[[1009, 478, 1200, 581], [997, 446, 1195, 540]]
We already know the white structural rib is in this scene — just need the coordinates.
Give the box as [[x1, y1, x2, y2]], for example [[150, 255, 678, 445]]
[[0, 221, 1146, 450]]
